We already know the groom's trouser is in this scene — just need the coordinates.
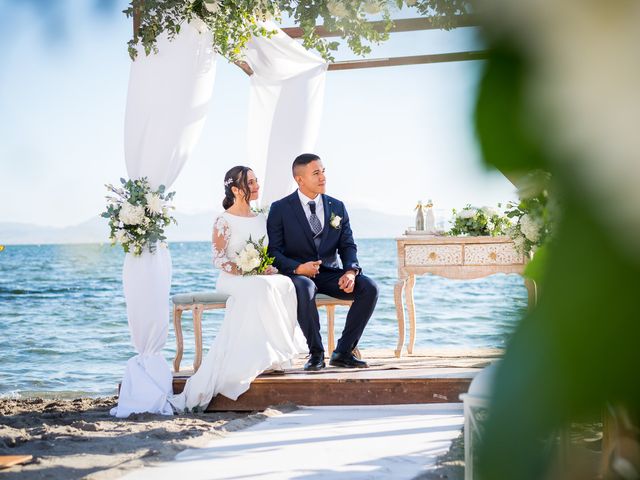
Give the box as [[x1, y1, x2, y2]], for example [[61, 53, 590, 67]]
[[288, 270, 378, 355]]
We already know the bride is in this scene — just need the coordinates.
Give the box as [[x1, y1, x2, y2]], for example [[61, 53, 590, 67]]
[[169, 166, 307, 411]]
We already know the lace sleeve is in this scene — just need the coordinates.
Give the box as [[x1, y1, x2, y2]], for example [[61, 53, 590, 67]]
[[212, 216, 238, 274]]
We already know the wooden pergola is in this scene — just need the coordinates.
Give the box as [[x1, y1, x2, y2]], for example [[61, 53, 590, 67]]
[[235, 14, 486, 75], [132, 12, 486, 74]]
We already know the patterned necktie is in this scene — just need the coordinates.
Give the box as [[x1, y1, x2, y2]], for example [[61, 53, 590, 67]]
[[308, 201, 323, 237]]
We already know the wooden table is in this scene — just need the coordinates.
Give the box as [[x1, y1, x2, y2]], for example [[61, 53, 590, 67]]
[[394, 235, 536, 357]]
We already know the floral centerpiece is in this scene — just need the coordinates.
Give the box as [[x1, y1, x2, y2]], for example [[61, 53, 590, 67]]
[[101, 177, 176, 256], [505, 171, 554, 256], [448, 204, 510, 237], [237, 235, 275, 275]]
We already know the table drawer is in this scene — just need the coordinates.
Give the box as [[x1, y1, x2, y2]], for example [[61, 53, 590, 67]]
[[405, 245, 463, 266], [464, 243, 524, 265]]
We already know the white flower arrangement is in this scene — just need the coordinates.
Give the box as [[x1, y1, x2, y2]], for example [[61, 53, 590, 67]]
[[362, 1, 382, 14], [329, 212, 342, 229], [457, 208, 478, 220], [102, 177, 176, 256], [505, 171, 555, 256], [448, 204, 510, 237], [118, 201, 146, 226], [237, 235, 275, 275], [237, 243, 261, 273], [203, 0, 221, 14], [520, 214, 543, 243], [506, 205, 551, 256], [327, 0, 349, 18]]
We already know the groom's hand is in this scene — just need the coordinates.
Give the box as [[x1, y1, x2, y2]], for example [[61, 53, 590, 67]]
[[295, 260, 322, 278], [338, 270, 357, 293]]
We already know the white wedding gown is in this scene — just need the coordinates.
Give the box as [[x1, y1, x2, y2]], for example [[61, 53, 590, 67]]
[[169, 212, 307, 411]]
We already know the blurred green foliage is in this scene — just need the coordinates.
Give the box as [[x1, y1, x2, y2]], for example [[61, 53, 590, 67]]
[[475, 38, 640, 480]]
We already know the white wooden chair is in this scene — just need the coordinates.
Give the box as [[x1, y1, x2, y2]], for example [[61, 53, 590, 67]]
[[171, 292, 354, 372]]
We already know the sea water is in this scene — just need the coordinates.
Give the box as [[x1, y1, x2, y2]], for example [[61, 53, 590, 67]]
[[0, 241, 527, 397]]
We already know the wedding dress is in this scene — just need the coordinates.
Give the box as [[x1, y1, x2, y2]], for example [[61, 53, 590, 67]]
[[169, 212, 307, 411]]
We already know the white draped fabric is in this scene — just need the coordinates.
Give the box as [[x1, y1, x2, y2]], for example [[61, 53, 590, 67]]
[[111, 20, 326, 417], [245, 21, 328, 207], [111, 20, 217, 418]]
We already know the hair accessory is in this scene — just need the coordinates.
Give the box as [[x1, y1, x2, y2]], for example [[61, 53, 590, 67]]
[[224, 177, 234, 187]]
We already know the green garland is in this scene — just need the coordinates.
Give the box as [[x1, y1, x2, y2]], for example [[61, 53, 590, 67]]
[[124, 0, 471, 63]]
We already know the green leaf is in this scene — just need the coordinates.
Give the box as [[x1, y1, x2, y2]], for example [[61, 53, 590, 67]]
[[523, 244, 547, 284], [475, 44, 548, 174]]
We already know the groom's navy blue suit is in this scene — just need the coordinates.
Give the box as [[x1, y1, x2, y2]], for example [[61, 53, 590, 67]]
[[267, 191, 378, 355]]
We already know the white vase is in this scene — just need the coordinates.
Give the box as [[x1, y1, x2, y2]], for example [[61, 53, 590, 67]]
[[425, 206, 435, 233]]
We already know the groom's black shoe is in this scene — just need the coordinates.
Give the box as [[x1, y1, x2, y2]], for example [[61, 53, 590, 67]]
[[329, 351, 368, 369], [304, 353, 325, 371]]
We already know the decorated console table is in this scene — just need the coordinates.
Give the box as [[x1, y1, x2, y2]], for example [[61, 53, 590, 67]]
[[393, 235, 536, 357]]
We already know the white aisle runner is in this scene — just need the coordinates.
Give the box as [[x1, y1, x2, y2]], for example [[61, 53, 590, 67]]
[[122, 403, 464, 480]]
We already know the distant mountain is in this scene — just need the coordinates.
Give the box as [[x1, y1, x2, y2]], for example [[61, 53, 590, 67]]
[[0, 208, 413, 245], [347, 208, 413, 239], [0, 218, 110, 245]]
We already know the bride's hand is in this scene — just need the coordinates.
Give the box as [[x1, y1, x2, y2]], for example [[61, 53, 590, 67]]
[[264, 265, 279, 275]]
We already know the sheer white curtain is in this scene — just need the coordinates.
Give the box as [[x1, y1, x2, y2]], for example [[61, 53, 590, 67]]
[[111, 20, 217, 418], [245, 21, 328, 206]]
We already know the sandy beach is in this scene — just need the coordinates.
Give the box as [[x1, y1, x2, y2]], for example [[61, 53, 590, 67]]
[[0, 396, 464, 480], [0, 396, 298, 479]]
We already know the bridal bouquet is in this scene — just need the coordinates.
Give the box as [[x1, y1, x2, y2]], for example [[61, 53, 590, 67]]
[[448, 204, 510, 237], [237, 235, 274, 275], [101, 177, 176, 256]]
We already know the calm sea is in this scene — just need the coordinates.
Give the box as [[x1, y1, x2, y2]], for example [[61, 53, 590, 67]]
[[0, 240, 527, 398]]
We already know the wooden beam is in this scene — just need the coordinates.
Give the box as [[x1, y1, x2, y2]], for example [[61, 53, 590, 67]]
[[234, 60, 254, 76], [281, 15, 480, 39], [132, 1, 142, 36], [235, 51, 487, 77], [327, 51, 489, 71]]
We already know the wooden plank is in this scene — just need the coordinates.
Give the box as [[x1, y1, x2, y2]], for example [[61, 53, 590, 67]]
[[132, 0, 143, 36], [0, 456, 33, 469], [125, 349, 497, 411], [172, 376, 472, 411], [234, 61, 254, 76], [235, 51, 487, 77], [281, 15, 480, 39], [327, 51, 488, 71]]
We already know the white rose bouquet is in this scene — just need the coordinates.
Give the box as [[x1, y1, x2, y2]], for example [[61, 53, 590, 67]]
[[448, 204, 510, 237], [101, 177, 176, 256], [236, 235, 275, 276]]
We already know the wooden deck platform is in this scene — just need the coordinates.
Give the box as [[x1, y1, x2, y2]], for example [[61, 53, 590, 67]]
[[172, 348, 501, 412]]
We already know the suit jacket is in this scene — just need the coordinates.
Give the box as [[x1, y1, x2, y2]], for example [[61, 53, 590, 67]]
[[267, 191, 361, 275]]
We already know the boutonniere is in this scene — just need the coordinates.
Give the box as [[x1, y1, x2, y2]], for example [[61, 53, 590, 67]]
[[329, 212, 342, 229]]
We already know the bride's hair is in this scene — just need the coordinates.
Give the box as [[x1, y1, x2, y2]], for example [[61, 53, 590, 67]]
[[222, 166, 252, 209]]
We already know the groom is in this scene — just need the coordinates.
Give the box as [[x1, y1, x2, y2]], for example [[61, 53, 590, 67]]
[[267, 153, 378, 371]]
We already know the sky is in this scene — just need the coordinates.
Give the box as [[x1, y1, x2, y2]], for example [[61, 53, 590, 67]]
[[0, 0, 516, 229]]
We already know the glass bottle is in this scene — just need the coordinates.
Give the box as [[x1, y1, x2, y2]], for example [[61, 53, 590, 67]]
[[415, 201, 425, 231]]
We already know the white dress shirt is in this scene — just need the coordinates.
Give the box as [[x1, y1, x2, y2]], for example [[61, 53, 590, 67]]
[[297, 190, 324, 230]]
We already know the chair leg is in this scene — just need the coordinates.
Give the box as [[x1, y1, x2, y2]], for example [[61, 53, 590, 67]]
[[193, 304, 203, 372], [173, 306, 184, 373], [326, 305, 336, 354], [525, 278, 537, 310]]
